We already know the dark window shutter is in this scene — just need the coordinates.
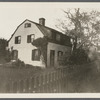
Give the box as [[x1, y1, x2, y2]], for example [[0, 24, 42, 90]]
[[27, 35, 31, 43], [37, 49, 41, 60], [15, 37, 17, 44], [27, 35, 29, 43], [32, 50, 35, 60]]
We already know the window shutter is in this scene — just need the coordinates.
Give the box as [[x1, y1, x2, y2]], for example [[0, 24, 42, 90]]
[[15, 37, 17, 44], [27, 35, 29, 43], [27, 35, 31, 43], [37, 49, 41, 60], [32, 50, 35, 60]]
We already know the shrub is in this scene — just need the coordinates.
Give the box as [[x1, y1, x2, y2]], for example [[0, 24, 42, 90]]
[[69, 48, 89, 65], [12, 59, 25, 68]]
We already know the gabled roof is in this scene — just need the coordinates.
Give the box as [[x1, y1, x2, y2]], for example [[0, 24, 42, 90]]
[[8, 19, 71, 45], [8, 19, 27, 42]]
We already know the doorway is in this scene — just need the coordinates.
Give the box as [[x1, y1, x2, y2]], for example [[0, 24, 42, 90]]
[[50, 50, 55, 67]]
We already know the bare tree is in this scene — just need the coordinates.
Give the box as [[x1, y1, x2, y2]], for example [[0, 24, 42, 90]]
[[56, 8, 100, 49]]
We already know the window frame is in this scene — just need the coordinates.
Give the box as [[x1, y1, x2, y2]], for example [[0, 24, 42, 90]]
[[15, 36, 21, 44], [24, 23, 31, 28], [32, 49, 41, 61], [57, 51, 63, 60], [56, 34, 61, 41], [12, 50, 18, 60], [27, 34, 35, 43], [58, 51, 63, 57]]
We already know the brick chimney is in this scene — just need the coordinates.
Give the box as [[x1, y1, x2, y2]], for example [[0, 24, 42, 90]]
[[39, 18, 45, 26]]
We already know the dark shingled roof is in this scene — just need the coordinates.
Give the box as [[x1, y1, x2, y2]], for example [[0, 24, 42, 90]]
[[27, 19, 65, 37]]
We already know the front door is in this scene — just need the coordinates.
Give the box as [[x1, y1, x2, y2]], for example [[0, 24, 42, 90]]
[[50, 50, 55, 67]]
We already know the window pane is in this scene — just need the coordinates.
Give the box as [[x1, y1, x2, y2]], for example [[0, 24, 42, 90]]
[[12, 50, 18, 60], [35, 50, 38, 57], [25, 23, 31, 28], [15, 36, 21, 44], [27, 35, 31, 43], [56, 34, 60, 41], [32, 49, 41, 61], [27, 34, 34, 43], [58, 51, 63, 61], [18, 36, 21, 44], [15, 37, 18, 44], [31, 34, 34, 42]]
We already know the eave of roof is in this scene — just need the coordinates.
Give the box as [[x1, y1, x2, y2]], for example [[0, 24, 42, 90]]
[[8, 19, 28, 42]]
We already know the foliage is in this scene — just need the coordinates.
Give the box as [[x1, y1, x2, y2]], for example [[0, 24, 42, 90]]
[[12, 59, 25, 68], [32, 36, 48, 65], [0, 38, 7, 56], [32, 36, 48, 47], [5, 50, 11, 62], [0, 38, 8, 63], [68, 48, 89, 65], [56, 8, 100, 49]]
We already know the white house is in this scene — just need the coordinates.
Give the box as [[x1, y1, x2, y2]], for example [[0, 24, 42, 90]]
[[8, 18, 72, 68]]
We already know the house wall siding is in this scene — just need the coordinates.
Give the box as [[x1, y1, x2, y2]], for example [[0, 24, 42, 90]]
[[8, 20, 45, 68], [47, 42, 71, 67]]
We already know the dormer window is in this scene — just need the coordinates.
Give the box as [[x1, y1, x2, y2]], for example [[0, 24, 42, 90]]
[[15, 36, 21, 44], [56, 34, 61, 41], [27, 34, 35, 43], [24, 23, 31, 28]]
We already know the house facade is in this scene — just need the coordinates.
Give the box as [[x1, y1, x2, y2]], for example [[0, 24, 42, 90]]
[[8, 18, 72, 68]]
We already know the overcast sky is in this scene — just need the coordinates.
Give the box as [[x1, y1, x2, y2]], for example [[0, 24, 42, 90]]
[[0, 2, 100, 40]]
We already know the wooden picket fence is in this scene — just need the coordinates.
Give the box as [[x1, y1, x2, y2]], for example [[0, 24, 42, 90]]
[[5, 67, 68, 93]]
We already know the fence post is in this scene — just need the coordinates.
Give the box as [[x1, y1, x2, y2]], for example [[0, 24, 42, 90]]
[[5, 83, 11, 93], [19, 80, 24, 93], [12, 81, 18, 93], [25, 79, 30, 93], [38, 75, 41, 93], [44, 73, 47, 93], [39, 74, 43, 93]]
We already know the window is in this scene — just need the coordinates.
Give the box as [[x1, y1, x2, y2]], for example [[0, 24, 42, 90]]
[[58, 51, 63, 58], [15, 36, 21, 44], [56, 34, 61, 41], [58, 51, 63, 60], [57, 51, 63, 65], [32, 49, 41, 61], [12, 50, 18, 60], [24, 23, 31, 28], [27, 34, 35, 43]]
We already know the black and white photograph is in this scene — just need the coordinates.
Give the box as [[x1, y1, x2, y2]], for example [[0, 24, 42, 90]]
[[0, 2, 100, 95]]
